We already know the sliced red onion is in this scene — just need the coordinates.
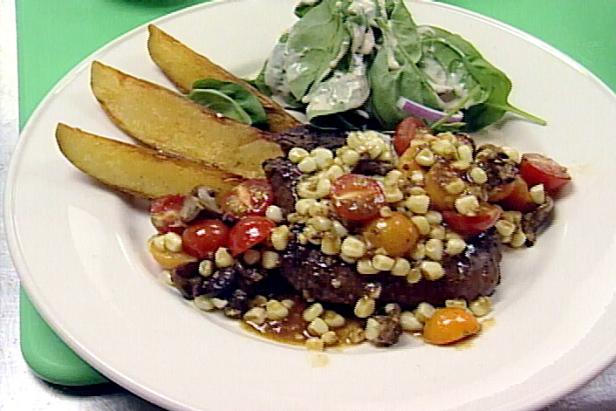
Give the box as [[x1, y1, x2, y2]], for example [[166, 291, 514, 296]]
[[397, 97, 463, 123]]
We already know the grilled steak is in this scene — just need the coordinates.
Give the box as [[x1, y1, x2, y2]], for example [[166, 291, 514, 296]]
[[280, 231, 501, 308], [268, 125, 347, 154], [263, 157, 302, 216]]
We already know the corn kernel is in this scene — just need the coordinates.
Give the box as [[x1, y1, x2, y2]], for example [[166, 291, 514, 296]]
[[425, 239, 444, 261], [261, 251, 280, 269], [391, 258, 411, 277], [321, 236, 341, 255], [510, 230, 527, 248], [411, 216, 430, 235], [420, 261, 445, 280], [214, 247, 234, 268], [451, 160, 471, 171], [410, 170, 424, 185], [162, 232, 183, 253], [151, 235, 166, 251], [270, 225, 290, 251], [212, 298, 228, 309], [379, 206, 393, 218], [357, 259, 379, 275], [406, 195, 430, 214], [340, 149, 360, 166], [384, 170, 403, 186], [354, 297, 376, 318], [415, 148, 436, 167], [530, 184, 545, 204], [406, 268, 422, 284], [341, 236, 366, 258], [325, 164, 345, 180], [307, 317, 329, 336], [298, 156, 317, 173], [289, 147, 309, 163], [365, 318, 381, 341], [194, 296, 215, 311], [495, 220, 516, 237], [502, 146, 521, 163], [281, 299, 295, 309], [295, 198, 316, 215], [265, 205, 283, 223], [425, 211, 442, 225], [305, 337, 324, 351], [384, 186, 404, 203], [303, 303, 324, 322], [429, 226, 446, 240], [446, 238, 466, 255], [469, 167, 488, 184], [431, 139, 455, 156], [198, 260, 213, 277], [323, 310, 346, 328], [321, 331, 338, 345], [372, 254, 395, 271], [445, 178, 466, 195], [469, 296, 492, 317], [308, 216, 332, 232], [331, 220, 348, 237], [243, 307, 267, 325], [457, 144, 474, 163], [265, 299, 289, 320], [311, 147, 334, 169], [455, 195, 479, 216], [250, 295, 267, 307], [400, 311, 423, 331], [385, 303, 401, 315], [415, 302, 435, 323], [445, 299, 468, 309], [410, 242, 426, 260]]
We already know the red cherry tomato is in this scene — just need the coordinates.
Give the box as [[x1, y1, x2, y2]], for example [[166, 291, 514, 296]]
[[182, 220, 230, 259], [520, 153, 571, 193], [150, 195, 186, 233], [499, 177, 536, 212], [393, 117, 426, 156], [331, 174, 386, 221], [229, 216, 276, 256], [220, 179, 274, 218], [443, 204, 501, 237]]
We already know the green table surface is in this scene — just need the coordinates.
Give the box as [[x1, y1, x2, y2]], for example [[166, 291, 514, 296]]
[[17, 0, 616, 387]]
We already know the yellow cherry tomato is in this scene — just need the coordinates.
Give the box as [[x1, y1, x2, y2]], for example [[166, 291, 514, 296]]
[[363, 212, 419, 257], [423, 307, 481, 345], [148, 241, 196, 269]]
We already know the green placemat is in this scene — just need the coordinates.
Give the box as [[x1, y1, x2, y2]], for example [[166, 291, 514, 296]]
[[17, 0, 616, 387]]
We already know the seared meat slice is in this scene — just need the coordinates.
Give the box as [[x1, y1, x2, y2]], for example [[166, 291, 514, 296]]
[[269, 125, 347, 154], [352, 159, 394, 176], [263, 157, 302, 216], [280, 232, 501, 308], [522, 196, 554, 246], [475, 144, 519, 196]]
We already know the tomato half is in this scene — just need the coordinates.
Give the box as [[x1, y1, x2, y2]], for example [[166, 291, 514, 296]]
[[393, 117, 426, 156], [499, 177, 536, 212], [331, 174, 386, 221], [229, 216, 276, 256], [220, 179, 274, 218], [182, 219, 230, 259], [443, 204, 501, 237], [150, 195, 186, 233], [520, 153, 571, 193]]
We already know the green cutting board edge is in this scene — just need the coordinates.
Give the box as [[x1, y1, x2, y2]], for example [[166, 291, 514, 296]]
[[18, 0, 616, 387]]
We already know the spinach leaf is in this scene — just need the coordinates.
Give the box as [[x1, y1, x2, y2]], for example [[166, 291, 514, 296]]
[[420, 26, 546, 131], [294, 0, 322, 18], [246, 62, 272, 96], [189, 79, 268, 126], [368, 43, 440, 129], [285, 0, 350, 100], [388, 0, 421, 63]]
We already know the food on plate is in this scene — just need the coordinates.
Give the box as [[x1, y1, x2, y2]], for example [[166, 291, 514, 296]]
[[145, 122, 569, 349], [56, 123, 241, 198], [91, 61, 283, 178], [55, 0, 572, 351], [257, 0, 546, 131], [147, 24, 300, 132]]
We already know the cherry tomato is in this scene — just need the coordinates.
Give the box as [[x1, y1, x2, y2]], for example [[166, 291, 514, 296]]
[[148, 240, 196, 269], [423, 307, 480, 345], [331, 174, 386, 222], [363, 212, 419, 257], [182, 219, 230, 259], [393, 117, 426, 156], [499, 177, 536, 212], [150, 195, 186, 233], [487, 181, 515, 202], [229, 216, 276, 256], [520, 153, 571, 193], [424, 161, 461, 211], [220, 179, 274, 218], [443, 203, 501, 237]]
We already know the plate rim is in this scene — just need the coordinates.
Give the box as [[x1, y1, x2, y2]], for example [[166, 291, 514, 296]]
[[5, 1, 616, 410]]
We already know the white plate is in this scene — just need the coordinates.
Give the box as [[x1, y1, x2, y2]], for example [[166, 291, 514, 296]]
[[6, 1, 616, 410]]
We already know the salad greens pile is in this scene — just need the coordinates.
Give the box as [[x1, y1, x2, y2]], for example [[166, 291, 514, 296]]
[[255, 0, 545, 131]]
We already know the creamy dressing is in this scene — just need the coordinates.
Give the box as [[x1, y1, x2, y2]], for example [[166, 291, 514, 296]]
[[421, 56, 470, 110]]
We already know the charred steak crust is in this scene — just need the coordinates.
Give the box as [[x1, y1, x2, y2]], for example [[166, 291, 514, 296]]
[[280, 231, 501, 308], [263, 157, 302, 216], [268, 125, 347, 154]]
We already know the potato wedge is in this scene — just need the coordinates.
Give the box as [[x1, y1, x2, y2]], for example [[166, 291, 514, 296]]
[[56, 123, 242, 199], [147, 25, 299, 133], [91, 61, 283, 178]]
